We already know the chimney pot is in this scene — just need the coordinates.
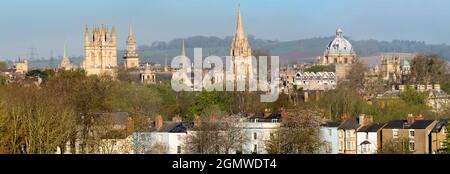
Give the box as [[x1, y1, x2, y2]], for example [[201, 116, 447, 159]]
[[407, 113, 415, 125], [155, 114, 163, 129]]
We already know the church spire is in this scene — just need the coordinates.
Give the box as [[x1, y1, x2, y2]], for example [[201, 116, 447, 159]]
[[128, 24, 134, 38], [236, 5, 245, 38], [63, 40, 68, 58], [181, 39, 186, 57]]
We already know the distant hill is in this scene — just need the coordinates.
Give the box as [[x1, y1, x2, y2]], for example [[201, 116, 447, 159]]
[[134, 35, 450, 65], [27, 35, 450, 69]]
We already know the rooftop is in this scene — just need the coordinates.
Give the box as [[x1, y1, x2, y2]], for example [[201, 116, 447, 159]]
[[357, 123, 385, 132], [383, 120, 435, 129]]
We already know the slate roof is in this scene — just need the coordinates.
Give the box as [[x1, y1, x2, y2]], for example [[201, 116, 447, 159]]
[[338, 118, 360, 129], [432, 119, 448, 133], [321, 121, 340, 127], [357, 123, 385, 132], [383, 120, 435, 129], [153, 122, 194, 133], [246, 112, 282, 122]]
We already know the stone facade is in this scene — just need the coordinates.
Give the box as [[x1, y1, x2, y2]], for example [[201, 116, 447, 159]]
[[293, 72, 336, 91], [81, 25, 117, 76], [13, 59, 28, 75]]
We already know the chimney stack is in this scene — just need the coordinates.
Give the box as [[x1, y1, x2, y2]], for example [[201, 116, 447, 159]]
[[415, 114, 424, 120], [359, 114, 373, 127], [341, 112, 350, 122], [155, 114, 163, 129], [193, 115, 202, 127], [407, 113, 415, 125]]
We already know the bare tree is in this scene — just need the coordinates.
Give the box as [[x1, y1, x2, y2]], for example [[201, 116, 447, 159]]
[[184, 115, 249, 154], [265, 108, 323, 154]]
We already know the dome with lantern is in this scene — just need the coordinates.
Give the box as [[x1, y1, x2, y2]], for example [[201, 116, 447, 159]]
[[324, 28, 356, 56]]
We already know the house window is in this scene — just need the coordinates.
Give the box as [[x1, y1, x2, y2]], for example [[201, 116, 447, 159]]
[[326, 142, 332, 153], [346, 142, 351, 150], [409, 142, 415, 151], [393, 129, 399, 139], [328, 129, 332, 136], [253, 144, 258, 154], [338, 131, 343, 138], [177, 146, 182, 154], [253, 133, 257, 140], [409, 130, 415, 138], [346, 131, 350, 138], [339, 141, 343, 151]]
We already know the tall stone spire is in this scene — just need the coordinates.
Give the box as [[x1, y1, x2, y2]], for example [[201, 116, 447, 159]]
[[128, 25, 134, 39], [59, 40, 72, 70], [230, 6, 251, 58], [181, 39, 186, 57], [229, 5, 253, 87], [63, 40, 68, 58], [236, 6, 245, 39]]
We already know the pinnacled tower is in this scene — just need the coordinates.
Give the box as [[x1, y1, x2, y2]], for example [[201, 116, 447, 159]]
[[123, 25, 140, 69], [229, 6, 253, 86], [82, 25, 118, 76]]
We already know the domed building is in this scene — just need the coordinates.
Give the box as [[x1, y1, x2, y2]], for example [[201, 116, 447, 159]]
[[320, 28, 358, 81], [321, 28, 357, 64]]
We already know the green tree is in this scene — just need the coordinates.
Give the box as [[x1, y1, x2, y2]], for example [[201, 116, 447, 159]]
[[0, 61, 7, 69], [441, 125, 450, 154], [303, 64, 335, 73], [399, 85, 427, 105]]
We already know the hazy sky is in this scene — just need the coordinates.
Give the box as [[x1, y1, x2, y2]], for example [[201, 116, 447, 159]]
[[1, 0, 450, 59]]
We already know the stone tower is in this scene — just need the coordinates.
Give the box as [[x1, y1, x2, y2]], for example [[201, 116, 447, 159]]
[[81, 25, 118, 76], [229, 6, 253, 84], [123, 25, 139, 69]]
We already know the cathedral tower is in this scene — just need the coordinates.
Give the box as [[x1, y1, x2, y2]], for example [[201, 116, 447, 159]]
[[82, 25, 118, 76], [123, 25, 140, 69]]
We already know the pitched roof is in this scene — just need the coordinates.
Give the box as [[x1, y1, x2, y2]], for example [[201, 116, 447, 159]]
[[321, 121, 340, 127], [432, 119, 448, 133], [246, 112, 282, 122], [338, 118, 360, 129], [153, 122, 194, 133], [383, 120, 435, 129], [357, 123, 385, 132]]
